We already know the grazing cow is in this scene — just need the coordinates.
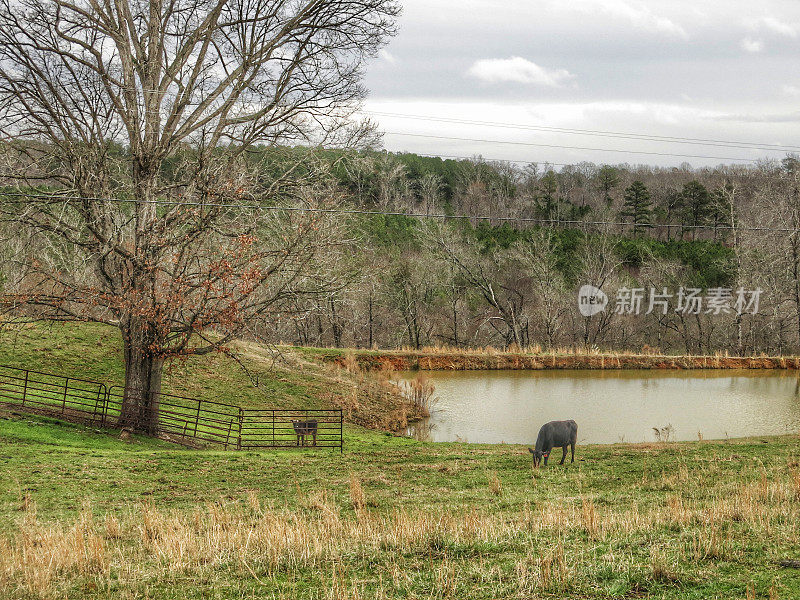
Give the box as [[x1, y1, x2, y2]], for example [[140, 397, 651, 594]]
[[529, 420, 577, 467], [291, 418, 318, 446]]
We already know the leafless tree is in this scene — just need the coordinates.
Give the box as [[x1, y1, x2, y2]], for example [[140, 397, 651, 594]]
[[573, 230, 622, 347], [0, 0, 399, 432], [423, 220, 530, 348], [510, 230, 567, 348]]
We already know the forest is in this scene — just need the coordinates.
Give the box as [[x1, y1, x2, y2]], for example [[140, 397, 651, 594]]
[[4, 146, 800, 356], [243, 148, 798, 355]]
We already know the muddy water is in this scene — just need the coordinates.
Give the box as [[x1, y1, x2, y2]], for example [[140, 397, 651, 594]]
[[396, 370, 800, 444]]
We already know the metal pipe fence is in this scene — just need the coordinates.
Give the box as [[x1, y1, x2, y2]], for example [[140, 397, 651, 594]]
[[240, 408, 344, 450], [0, 365, 343, 451], [0, 365, 108, 424]]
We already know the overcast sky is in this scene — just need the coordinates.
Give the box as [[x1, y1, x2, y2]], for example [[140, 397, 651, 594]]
[[360, 0, 800, 168]]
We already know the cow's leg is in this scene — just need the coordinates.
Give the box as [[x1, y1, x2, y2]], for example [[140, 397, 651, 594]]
[[544, 452, 549, 466], [571, 442, 575, 463], [560, 445, 567, 465], [313, 431, 317, 446]]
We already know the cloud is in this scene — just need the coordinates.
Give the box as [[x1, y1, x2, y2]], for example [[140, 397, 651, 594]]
[[552, 0, 688, 38], [755, 16, 798, 38], [782, 85, 800, 97], [378, 49, 398, 65], [466, 57, 574, 87], [741, 37, 764, 53], [716, 111, 800, 123]]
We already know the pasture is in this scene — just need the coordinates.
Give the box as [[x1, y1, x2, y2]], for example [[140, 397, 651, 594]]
[[0, 323, 799, 598]]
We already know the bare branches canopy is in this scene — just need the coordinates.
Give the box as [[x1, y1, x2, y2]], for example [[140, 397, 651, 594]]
[[0, 0, 399, 432]]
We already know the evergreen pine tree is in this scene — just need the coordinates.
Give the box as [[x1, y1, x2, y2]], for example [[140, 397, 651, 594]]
[[620, 180, 653, 234], [680, 180, 712, 239]]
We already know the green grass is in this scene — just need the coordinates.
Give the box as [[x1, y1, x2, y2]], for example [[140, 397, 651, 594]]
[[1, 323, 800, 599]]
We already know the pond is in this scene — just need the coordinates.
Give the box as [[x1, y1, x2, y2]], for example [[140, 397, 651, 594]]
[[395, 370, 800, 445]]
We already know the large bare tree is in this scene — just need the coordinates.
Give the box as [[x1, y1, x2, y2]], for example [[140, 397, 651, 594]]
[[0, 0, 399, 432]]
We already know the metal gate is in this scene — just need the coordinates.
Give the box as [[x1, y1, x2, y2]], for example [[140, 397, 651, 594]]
[[240, 408, 343, 450]]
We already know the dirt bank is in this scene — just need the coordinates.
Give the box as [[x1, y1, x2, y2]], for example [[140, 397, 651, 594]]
[[325, 351, 800, 372]]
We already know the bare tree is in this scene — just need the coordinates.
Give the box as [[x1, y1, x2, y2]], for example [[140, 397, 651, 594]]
[[510, 230, 567, 348], [574, 230, 622, 347], [0, 0, 399, 432], [424, 221, 530, 348]]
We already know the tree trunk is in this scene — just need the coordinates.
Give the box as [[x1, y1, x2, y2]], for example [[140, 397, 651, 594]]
[[329, 297, 343, 348], [451, 298, 459, 346], [367, 292, 374, 349], [118, 323, 164, 435]]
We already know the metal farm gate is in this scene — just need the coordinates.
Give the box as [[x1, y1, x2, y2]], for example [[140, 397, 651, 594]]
[[0, 364, 343, 451], [239, 409, 343, 450]]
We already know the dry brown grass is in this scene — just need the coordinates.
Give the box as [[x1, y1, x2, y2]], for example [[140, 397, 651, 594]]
[[3, 471, 800, 598], [398, 374, 436, 417], [342, 351, 360, 374], [349, 472, 366, 511], [580, 497, 599, 538], [487, 471, 503, 497]]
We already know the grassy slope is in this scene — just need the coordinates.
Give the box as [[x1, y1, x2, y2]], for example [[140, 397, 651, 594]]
[[0, 322, 413, 432], [0, 322, 333, 410], [1, 323, 800, 599]]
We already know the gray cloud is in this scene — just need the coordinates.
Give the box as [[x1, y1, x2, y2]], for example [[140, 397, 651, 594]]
[[716, 112, 800, 123]]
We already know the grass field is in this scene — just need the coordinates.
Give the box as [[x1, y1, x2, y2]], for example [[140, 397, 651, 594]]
[[1, 323, 800, 599]]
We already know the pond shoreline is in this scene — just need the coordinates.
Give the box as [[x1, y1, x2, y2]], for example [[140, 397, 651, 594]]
[[324, 351, 800, 371]]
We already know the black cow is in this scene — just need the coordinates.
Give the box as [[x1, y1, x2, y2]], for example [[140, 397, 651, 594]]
[[291, 418, 318, 446], [529, 420, 577, 467]]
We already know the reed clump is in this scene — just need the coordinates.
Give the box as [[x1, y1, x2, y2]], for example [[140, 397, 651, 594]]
[[399, 374, 437, 417]]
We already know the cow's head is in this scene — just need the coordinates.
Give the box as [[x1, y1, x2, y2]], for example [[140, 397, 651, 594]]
[[528, 448, 551, 467]]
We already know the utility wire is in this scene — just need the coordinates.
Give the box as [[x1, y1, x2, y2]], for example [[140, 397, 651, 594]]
[[410, 152, 573, 167], [1, 191, 797, 233], [365, 110, 800, 154], [383, 131, 765, 163]]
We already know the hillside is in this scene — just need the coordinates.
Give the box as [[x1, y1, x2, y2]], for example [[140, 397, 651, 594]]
[[0, 322, 417, 433]]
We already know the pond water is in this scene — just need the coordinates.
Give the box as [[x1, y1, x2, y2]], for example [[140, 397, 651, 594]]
[[395, 370, 800, 445]]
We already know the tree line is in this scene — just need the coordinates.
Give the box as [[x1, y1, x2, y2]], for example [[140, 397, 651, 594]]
[[248, 149, 800, 356]]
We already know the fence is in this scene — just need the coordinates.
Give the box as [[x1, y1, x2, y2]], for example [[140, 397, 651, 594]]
[[0, 365, 108, 424], [240, 409, 344, 449], [0, 365, 343, 451], [106, 385, 247, 449]]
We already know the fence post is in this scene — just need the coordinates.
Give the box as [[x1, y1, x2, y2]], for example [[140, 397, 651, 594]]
[[237, 408, 243, 451], [194, 401, 201, 438], [224, 419, 233, 450], [21, 369, 29, 407], [102, 388, 110, 425], [92, 386, 102, 423], [62, 378, 69, 413], [272, 410, 276, 447], [339, 409, 343, 453]]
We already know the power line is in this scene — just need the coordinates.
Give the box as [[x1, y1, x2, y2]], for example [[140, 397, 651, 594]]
[[383, 131, 765, 163], [365, 110, 800, 154], [1, 191, 797, 233], [409, 153, 573, 167]]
